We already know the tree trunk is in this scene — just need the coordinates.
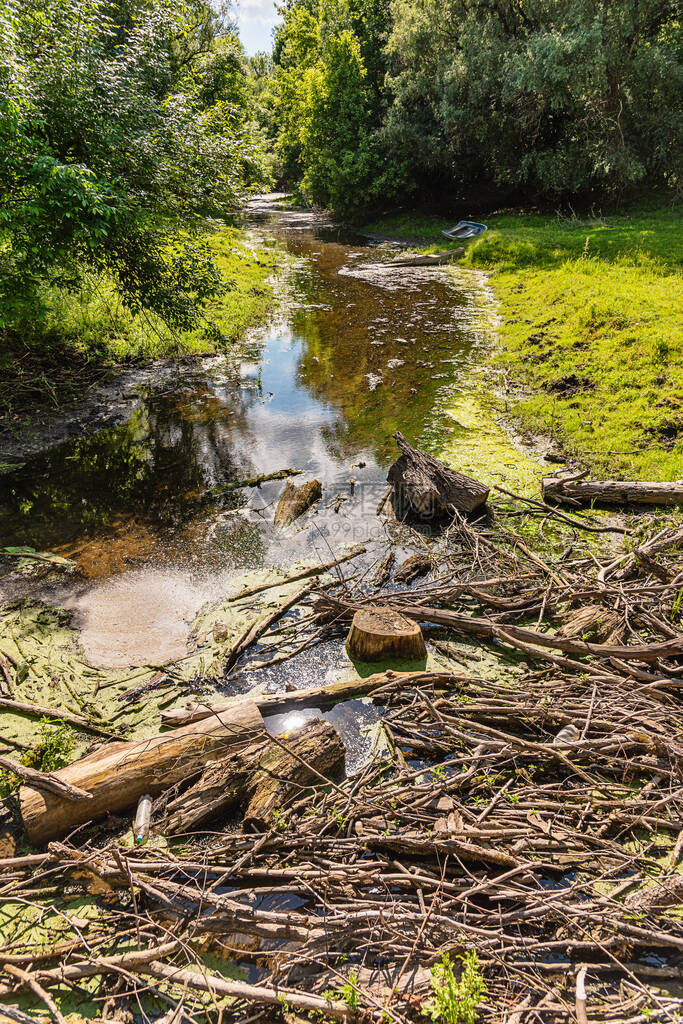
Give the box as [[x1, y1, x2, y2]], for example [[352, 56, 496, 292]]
[[542, 476, 683, 507], [274, 479, 322, 527], [20, 702, 265, 846], [346, 608, 427, 662], [387, 432, 489, 518], [159, 719, 344, 834]]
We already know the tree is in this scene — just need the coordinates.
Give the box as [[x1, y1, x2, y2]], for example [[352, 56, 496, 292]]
[[0, 0, 268, 336]]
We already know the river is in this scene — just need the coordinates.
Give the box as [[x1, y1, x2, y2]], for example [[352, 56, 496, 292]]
[[0, 196, 540, 673]]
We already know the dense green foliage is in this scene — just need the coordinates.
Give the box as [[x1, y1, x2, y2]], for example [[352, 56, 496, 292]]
[[270, 0, 682, 216], [0, 0, 269, 336]]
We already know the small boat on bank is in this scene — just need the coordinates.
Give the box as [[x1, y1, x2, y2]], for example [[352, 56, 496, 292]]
[[442, 220, 488, 241]]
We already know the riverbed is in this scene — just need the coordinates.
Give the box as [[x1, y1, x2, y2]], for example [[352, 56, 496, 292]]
[[0, 196, 541, 674]]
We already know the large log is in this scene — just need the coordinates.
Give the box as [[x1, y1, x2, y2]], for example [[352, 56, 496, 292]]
[[160, 669, 469, 728], [19, 702, 265, 846], [388, 248, 464, 267], [542, 476, 683, 507], [346, 607, 427, 662], [159, 719, 345, 834], [387, 431, 489, 517], [274, 479, 322, 528]]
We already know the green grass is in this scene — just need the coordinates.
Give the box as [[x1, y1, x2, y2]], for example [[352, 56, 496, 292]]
[[364, 200, 683, 479], [0, 225, 280, 419]]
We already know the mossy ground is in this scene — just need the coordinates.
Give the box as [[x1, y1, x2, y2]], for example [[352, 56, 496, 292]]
[[0, 225, 281, 420], [364, 200, 683, 480]]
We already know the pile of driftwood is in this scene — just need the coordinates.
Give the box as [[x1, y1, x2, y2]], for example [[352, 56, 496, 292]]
[[3, 439, 683, 1023]]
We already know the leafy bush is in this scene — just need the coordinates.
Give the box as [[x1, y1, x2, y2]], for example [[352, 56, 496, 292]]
[[0, 0, 270, 337]]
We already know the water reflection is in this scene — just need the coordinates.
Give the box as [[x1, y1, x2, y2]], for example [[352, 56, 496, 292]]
[[1, 200, 482, 585]]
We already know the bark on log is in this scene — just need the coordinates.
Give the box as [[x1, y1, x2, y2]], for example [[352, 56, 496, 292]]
[[394, 553, 432, 583], [159, 719, 344, 834], [346, 608, 427, 662], [160, 669, 469, 727], [542, 476, 683, 507], [387, 432, 489, 517], [557, 604, 625, 644], [273, 479, 322, 528], [0, 755, 92, 803], [19, 702, 265, 846]]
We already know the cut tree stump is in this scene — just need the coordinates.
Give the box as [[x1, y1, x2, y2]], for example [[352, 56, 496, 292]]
[[159, 719, 344, 834], [20, 702, 265, 846], [346, 607, 426, 662], [542, 476, 683, 507], [387, 432, 489, 518], [274, 479, 323, 528]]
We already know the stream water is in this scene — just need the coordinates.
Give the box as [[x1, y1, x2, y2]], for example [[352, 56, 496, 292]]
[[0, 197, 538, 672]]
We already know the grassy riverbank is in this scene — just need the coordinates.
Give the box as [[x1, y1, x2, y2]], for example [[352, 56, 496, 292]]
[[365, 200, 683, 480], [0, 225, 279, 421]]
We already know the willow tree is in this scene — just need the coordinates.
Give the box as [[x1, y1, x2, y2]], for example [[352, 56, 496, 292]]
[[0, 0, 267, 336]]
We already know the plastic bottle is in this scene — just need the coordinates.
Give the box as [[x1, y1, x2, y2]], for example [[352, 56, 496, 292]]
[[134, 793, 153, 845], [553, 723, 581, 746]]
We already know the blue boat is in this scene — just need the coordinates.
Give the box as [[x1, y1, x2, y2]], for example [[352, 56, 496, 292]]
[[442, 220, 488, 240]]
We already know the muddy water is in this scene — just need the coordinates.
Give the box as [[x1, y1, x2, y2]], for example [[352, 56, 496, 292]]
[[0, 197, 535, 669]]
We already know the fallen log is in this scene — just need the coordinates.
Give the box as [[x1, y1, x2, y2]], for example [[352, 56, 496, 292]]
[[19, 702, 265, 846], [274, 479, 322, 528], [347, 608, 426, 662], [388, 431, 489, 517], [221, 467, 303, 491], [318, 595, 683, 664], [388, 248, 464, 267], [543, 476, 683, 507], [160, 669, 470, 727], [159, 719, 344, 834]]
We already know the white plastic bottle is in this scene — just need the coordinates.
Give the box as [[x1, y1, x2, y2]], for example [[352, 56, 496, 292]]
[[134, 793, 153, 845]]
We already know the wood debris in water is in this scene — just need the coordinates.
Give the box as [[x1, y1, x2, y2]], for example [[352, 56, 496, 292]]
[[3, 486, 683, 1021]]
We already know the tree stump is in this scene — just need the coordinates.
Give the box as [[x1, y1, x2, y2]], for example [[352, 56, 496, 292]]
[[274, 479, 322, 528], [387, 432, 488, 518], [346, 608, 426, 662]]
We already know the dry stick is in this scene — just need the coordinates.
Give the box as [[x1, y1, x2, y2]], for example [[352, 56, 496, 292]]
[[142, 961, 354, 1020], [227, 545, 366, 602], [0, 697, 115, 738], [2, 964, 67, 1024], [0, 550, 72, 565], [575, 965, 589, 1024], [224, 583, 315, 671], [0, 756, 91, 802], [0, 654, 14, 696], [0, 942, 183, 997], [491, 483, 627, 535]]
